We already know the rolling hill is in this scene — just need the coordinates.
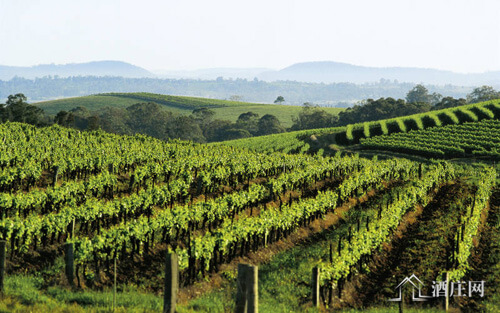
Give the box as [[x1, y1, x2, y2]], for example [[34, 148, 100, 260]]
[[33, 92, 343, 128], [258, 61, 500, 86], [220, 99, 500, 158], [0, 61, 154, 80]]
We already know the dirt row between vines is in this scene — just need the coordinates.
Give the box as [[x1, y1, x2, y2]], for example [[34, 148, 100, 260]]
[[339, 180, 488, 312], [176, 181, 399, 303], [459, 188, 500, 311]]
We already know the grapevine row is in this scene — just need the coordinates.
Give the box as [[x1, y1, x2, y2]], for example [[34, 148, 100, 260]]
[[443, 167, 496, 281], [361, 119, 500, 158], [69, 158, 417, 285], [317, 163, 456, 287]]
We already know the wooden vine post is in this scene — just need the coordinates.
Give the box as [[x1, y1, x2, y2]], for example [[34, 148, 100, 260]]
[[52, 165, 60, 187], [113, 256, 117, 312], [163, 253, 179, 313], [338, 237, 342, 256], [445, 272, 449, 312], [235, 264, 258, 313], [0, 240, 6, 296], [312, 266, 320, 308], [236, 264, 247, 313], [329, 243, 333, 263], [64, 242, 74, 288]]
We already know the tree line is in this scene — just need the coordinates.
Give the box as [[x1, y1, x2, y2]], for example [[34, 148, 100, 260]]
[[332, 85, 500, 127], [1, 85, 499, 143], [49, 102, 288, 143], [0, 75, 472, 106]]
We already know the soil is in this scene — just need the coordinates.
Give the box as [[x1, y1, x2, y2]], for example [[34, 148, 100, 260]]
[[342, 180, 489, 311]]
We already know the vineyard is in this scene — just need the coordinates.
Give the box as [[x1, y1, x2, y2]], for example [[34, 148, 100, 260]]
[[336, 100, 500, 145], [220, 100, 500, 157], [360, 119, 500, 159], [0, 122, 407, 284], [0, 121, 499, 312], [214, 127, 343, 154]]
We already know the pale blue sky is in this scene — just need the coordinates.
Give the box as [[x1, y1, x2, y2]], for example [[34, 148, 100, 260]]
[[0, 0, 499, 73]]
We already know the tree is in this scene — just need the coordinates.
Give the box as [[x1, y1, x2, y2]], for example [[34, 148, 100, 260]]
[[6, 93, 28, 106], [337, 97, 430, 126], [467, 85, 500, 103], [54, 110, 75, 127], [429, 92, 443, 105], [220, 128, 252, 140], [192, 108, 216, 139], [274, 96, 285, 104], [97, 107, 132, 135], [406, 84, 441, 104], [203, 120, 233, 142], [69, 106, 92, 129], [291, 103, 337, 131], [0, 102, 6, 123], [406, 84, 429, 103], [237, 111, 259, 122], [236, 111, 260, 135], [166, 115, 205, 142], [258, 114, 285, 135], [126, 102, 174, 139], [87, 115, 101, 130], [1, 93, 46, 125], [432, 97, 467, 110], [192, 107, 215, 125]]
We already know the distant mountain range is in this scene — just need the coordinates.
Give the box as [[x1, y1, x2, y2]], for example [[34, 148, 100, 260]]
[[258, 61, 500, 86], [153, 68, 271, 80], [153, 61, 500, 86], [1, 60, 499, 87], [0, 61, 154, 80]]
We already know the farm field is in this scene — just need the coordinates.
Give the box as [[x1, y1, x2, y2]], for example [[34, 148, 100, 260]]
[[177, 166, 499, 312], [33, 92, 343, 128], [4, 0, 500, 311], [212, 127, 343, 154], [0, 120, 498, 312], [221, 100, 500, 158], [360, 119, 500, 159], [336, 100, 500, 145]]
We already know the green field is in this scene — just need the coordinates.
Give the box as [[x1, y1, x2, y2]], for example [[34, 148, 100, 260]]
[[33, 92, 343, 128], [34, 95, 146, 113]]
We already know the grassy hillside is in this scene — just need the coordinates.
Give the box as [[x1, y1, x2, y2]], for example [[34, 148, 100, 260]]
[[33, 93, 259, 115], [222, 100, 500, 155], [35, 95, 150, 113], [360, 119, 500, 159], [97, 92, 269, 109], [215, 126, 343, 154], [33, 92, 343, 128], [335, 99, 500, 145]]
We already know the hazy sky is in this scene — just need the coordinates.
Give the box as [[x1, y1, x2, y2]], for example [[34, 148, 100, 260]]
[[1, 0, 499, 73]]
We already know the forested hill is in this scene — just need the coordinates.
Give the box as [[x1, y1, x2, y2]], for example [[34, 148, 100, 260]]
[[0, 61, 154, 80], [0, 75, 471, 105], [259, 61, 500, 85]]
